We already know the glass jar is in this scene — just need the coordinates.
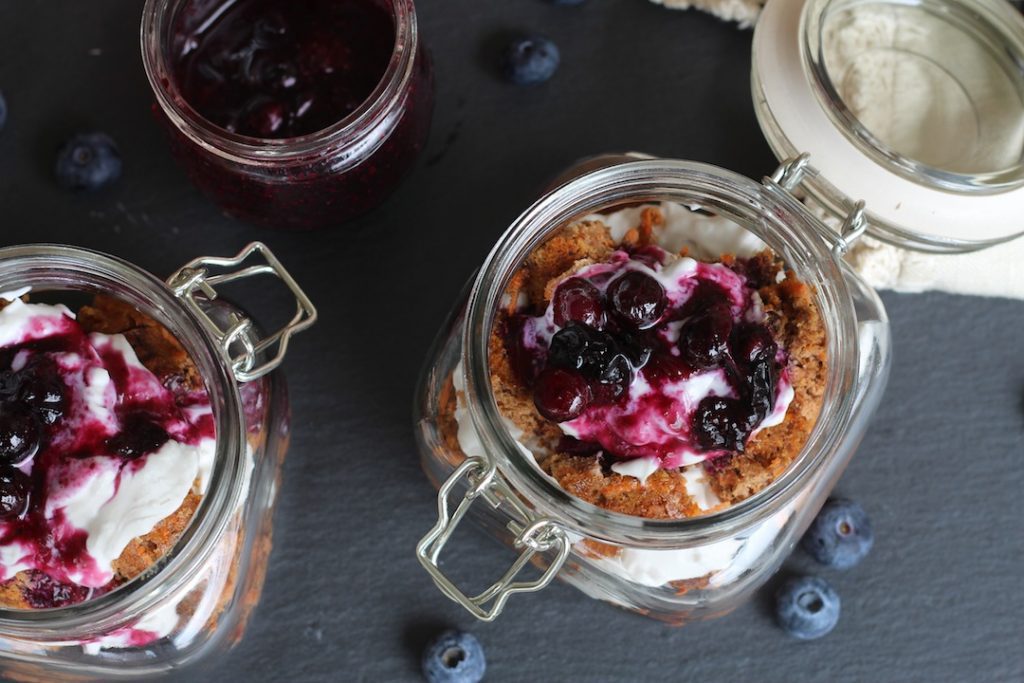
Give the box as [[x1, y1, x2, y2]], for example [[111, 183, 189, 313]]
[[0, 243, 316, 679], [415, 0, 1024, 622], [414, 158, 891, 623], [141, 0, 434, 231]]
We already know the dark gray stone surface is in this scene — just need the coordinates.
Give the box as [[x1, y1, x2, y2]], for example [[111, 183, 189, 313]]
[[1, 1, 1022, 681]]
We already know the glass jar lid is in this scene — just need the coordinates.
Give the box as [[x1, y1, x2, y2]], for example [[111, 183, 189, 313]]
[[753, 0, 1024, 252]]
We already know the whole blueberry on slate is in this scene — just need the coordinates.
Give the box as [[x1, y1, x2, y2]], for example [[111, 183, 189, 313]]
[[55, 132, 123, 191], [422, 630, 486, 683], [0, 90, 7, 132], [801, 498, 873, 569], [775, 576, 841, 640], [500, 35, 560, 85]]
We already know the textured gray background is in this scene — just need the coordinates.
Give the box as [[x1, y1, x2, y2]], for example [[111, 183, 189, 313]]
[[1, 1, 1022, 681]]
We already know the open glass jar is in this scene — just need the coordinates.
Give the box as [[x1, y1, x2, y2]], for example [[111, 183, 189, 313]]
[[414, 0, 1024, 623], [141, 0, 434, 230], [0, 243, 315, 680]]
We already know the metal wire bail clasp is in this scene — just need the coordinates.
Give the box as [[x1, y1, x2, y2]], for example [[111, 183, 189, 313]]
[[417, 457, 571, 621], [767, 154, 869, 258], [167, 242, 318, 383]]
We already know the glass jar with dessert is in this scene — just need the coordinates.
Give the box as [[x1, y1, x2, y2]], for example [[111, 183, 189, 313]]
[[0, 243, 315, 679], [414, 0, 1024, 623], [141, 0, 434, 230]]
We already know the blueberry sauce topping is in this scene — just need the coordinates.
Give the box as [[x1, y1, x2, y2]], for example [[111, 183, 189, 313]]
[[0, 298, 215, 607], [507, 246, 792, 470], [174, 0, 396, 139]]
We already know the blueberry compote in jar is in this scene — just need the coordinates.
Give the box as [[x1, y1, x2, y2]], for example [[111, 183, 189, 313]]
[[0, 243, 315, 680], [142, 0, 433, 230]]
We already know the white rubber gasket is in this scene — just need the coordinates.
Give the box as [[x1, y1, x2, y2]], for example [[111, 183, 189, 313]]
[[754, 0, 1024, 243]]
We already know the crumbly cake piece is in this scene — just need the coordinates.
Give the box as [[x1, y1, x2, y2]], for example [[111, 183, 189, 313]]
[[446, 208, 827, 521], [0, 295, 207, 608]]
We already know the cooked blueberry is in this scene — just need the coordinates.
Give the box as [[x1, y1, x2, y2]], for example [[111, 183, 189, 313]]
[[534, 368, 591, 422], [244, 99, 288, 138], [0, 466, 31, 518], [547, 323, 592, 372], [422, 630, 486, 683], [643, 352, 689, 382], [22, 570, 91, 609], [500, 35, 560, 85], [607, 271, 666, 329], [547, 323, 637, 389], [106, 413, 169, 460], [553, 277, 605, 328], [18, 372, 66, 426], [731, 323, 777, 366], [0, 90, 7, 132], [775, 576, 841, 640], [679, 302, 733, 369], [0, 404, 42, 465], [801, 498, 874, 569], [54, 133, 122, 191], [692, 396, 750, 452], [745, 357, 776, 424]]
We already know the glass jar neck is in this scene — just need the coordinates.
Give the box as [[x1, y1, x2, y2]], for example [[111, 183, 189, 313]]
[[459, 159, 863, 548], [141, 0, 420, 168], [0, 245, 246, 641]]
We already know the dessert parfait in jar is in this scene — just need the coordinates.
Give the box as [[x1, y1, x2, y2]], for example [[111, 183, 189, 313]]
[[0, 243, 315, 680], [142, 0, 434, 230], [414, 0, 1024, 623]]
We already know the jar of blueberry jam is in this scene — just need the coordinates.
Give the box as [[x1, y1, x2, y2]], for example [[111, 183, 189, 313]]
[[0, 243, 315, 679], [142, 0, 433, 230], [413, 0, 1024, 624]]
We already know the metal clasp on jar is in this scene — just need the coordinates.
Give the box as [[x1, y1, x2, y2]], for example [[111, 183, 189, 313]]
[[167, 242, 317, 383], [417, 456, 571, 621], [766, 153, 869, 258]]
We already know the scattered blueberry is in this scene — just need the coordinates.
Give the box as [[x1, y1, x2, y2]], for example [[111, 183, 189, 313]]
[[422, 630, 486, 683], [500, 35, 560, 85], [774, 576, 841, 640], [801, 498, 874, 569], [54, 133, 123, 191], [0, 90, 7, 132], [0, 467, 31, 519], [0, 404, 42, 465]]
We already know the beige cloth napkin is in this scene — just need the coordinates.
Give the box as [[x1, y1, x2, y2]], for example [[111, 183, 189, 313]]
[[652, 0, 1024, 300]]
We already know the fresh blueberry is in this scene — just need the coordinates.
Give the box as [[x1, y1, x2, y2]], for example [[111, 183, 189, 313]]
[[422, 630, 486, 683], [0, 90, 7, 133], [775, 576, 841, 640], [500, 35, 560, 85], [801, 498, 874, 569], [55, 132, 123, 191]]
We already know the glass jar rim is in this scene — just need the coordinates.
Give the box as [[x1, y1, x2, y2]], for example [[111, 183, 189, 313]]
[[802, 0, 1024, 195], [460, 159, 865, 548], [140, 0, 420, 165], [0, 245, 247, 640]]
